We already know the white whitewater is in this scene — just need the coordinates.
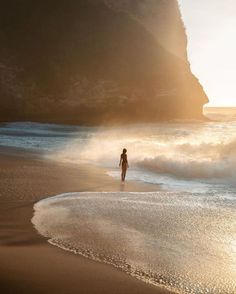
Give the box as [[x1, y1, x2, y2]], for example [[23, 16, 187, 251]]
[[0, 108, 236, 193], [48, 108, 236, 193], [32, 191, 236, 294], [1, 107, 236, 293]]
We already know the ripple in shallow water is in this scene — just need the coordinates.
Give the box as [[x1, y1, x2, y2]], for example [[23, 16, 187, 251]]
[[32, 192, 236, 294]]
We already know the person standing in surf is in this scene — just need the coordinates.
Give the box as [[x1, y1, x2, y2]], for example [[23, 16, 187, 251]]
[[119, 148, 129, 182]]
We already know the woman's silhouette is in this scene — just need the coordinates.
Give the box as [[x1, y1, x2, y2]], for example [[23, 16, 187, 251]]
[[119, 148, 129, 182]]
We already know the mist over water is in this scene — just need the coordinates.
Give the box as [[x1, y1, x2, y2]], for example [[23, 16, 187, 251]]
[[0, 108, 236, 192], [49, 108, 236, 192], [1, 108, 236, 293]]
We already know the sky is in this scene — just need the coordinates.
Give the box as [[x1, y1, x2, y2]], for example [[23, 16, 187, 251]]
[[178, 0, 236, 106]]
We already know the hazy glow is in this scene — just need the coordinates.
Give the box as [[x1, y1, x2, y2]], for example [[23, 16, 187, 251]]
[[178, 0, 236, 106]]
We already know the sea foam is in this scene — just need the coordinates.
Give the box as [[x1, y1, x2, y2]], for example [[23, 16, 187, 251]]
[[1, 110, 236, 192], [32, 192, 236, 294]]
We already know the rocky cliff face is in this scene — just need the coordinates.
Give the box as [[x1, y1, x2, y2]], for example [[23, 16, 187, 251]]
[[0, 0, 208, 124]]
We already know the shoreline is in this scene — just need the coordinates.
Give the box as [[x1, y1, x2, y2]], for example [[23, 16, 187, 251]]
[[0, 149, 173, 294]]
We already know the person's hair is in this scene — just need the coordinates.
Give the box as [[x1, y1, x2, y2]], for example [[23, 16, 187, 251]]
[[122, 148, 127, 154]]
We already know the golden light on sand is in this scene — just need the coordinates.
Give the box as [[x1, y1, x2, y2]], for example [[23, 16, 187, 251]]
[[179, 0, 236, 107]]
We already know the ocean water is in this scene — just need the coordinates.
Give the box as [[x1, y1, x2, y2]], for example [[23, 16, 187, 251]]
[[0, 108, 236, 192], [1, 108, 236, 293], [32, 191, 236, 294]]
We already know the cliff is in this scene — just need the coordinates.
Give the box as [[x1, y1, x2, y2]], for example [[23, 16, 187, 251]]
[[0, 0, 208, 124]]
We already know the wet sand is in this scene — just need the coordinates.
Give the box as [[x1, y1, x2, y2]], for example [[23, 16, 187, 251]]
[[0, 150, 173, 294]]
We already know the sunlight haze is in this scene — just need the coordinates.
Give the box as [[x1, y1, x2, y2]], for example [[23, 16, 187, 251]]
[[178, 0, 236, 106]]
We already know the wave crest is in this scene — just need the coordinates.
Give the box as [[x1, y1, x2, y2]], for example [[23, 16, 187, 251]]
[[137, 139, 236, 180]]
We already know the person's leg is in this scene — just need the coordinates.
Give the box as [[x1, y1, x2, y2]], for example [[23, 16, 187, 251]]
[[122, 165, 127, 181], [123, 167, 127, 181], [121, 165, 125, 181]]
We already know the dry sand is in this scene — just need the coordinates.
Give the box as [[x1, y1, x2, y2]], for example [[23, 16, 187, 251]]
[[0, 150, 173, 294]]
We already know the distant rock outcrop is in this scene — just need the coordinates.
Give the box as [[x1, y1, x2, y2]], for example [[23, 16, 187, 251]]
[[0, 0, 208, 124]]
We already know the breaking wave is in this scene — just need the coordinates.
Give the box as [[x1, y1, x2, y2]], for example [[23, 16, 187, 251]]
[[47, 119, 236, 191], [136, 139, 236, 180], [1, 108, 236, 190]]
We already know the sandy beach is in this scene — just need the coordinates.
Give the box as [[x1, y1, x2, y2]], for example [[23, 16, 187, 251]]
[[0, 0, 235, 291], [0, 149, 172, 294]]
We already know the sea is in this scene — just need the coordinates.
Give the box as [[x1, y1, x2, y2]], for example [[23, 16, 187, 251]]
[[1, 107, 236, 293]]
